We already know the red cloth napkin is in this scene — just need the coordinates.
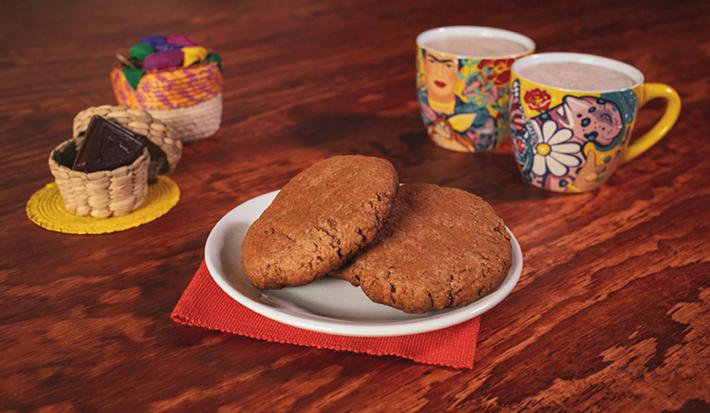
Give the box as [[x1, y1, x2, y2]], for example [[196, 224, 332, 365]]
[[171, 261, 481, 368]]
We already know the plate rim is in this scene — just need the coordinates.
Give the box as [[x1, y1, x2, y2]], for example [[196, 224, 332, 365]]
[[205, 189, 523, 337]]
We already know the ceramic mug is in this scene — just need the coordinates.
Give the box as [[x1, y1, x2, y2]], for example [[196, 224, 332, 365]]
[[416, 26, 535, 152], [509, 52, 681, 193]]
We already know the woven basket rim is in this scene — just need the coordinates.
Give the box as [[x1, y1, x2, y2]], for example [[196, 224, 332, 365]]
[[71, 106, 182, 175], [49, 137, 149, 175], [111, 61, 220, 76], [111, 63, 222, 111]]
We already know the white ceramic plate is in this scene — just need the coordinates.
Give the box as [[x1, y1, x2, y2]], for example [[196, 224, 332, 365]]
[[205, 190, 523, 337]]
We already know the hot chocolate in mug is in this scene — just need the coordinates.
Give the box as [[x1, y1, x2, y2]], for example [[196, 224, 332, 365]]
[[509, 52, 681, 193], [416, 26, 535, 152]]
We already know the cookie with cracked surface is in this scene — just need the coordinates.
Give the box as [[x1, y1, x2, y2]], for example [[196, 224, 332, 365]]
[[334, 183, 511, 313], [241, 155, 399, 289]]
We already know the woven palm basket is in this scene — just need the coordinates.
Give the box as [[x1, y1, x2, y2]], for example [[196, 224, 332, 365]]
[[110, 62, 223, 142], [48, 105, 182, 218]]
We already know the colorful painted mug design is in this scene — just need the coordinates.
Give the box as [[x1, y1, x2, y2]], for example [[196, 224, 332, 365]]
[[509, 53, 681, 193], [416, 27, 535, 152]]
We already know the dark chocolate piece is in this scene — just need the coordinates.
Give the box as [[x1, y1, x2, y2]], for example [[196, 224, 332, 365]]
[[73, 116, 145, 172], [53, 140, 78, 168], [135, 136, 168, 183]]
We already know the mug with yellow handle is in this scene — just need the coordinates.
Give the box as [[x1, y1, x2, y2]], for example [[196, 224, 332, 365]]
[[509, 52, 681, 193]]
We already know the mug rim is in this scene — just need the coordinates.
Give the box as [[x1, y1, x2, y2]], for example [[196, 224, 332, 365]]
[[511, 52, 645, 93], [416, 26, 535, 59]]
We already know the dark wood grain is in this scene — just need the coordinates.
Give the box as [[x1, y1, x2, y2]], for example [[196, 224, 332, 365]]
[[1, 0, 709, 411]]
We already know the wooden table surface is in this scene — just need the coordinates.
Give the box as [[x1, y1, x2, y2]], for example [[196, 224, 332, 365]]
[[2, 0, 709, 411]]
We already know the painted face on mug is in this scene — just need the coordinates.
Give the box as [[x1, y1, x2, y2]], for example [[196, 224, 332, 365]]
[[424, 51, 458, 114]]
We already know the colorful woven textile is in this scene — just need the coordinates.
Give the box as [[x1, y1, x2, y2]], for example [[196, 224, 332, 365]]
[[111, 62, 223, 110]]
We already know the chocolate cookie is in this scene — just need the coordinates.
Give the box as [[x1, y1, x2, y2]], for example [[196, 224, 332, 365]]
[[241, 155, 399, 289], [335, 183, 511, 313]]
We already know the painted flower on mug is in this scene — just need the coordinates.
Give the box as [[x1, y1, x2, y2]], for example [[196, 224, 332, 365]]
[[524, 88, 552, 111], [531, 120, 582, 177], [478, 59, 514, 86]]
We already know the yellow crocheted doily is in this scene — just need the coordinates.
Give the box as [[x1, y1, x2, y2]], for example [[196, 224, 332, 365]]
[[26, 176, 180, 234]]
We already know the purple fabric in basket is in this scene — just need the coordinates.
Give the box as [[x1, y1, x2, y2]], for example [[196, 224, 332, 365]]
[[143, 50, 183, 70], [154, 43, 183, 52], [140, 35, 166, 47]]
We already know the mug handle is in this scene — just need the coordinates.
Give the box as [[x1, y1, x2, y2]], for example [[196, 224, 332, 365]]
[[622, 83, 681, 163]]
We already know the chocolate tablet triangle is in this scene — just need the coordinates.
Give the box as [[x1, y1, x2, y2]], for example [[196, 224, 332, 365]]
[[73, 116, 146, 172]]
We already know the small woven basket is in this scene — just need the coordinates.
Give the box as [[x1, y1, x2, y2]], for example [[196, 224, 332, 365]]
[[49, 141, 149, 218], [48, 105, 182, 218], [111, 62, 223, 142]]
